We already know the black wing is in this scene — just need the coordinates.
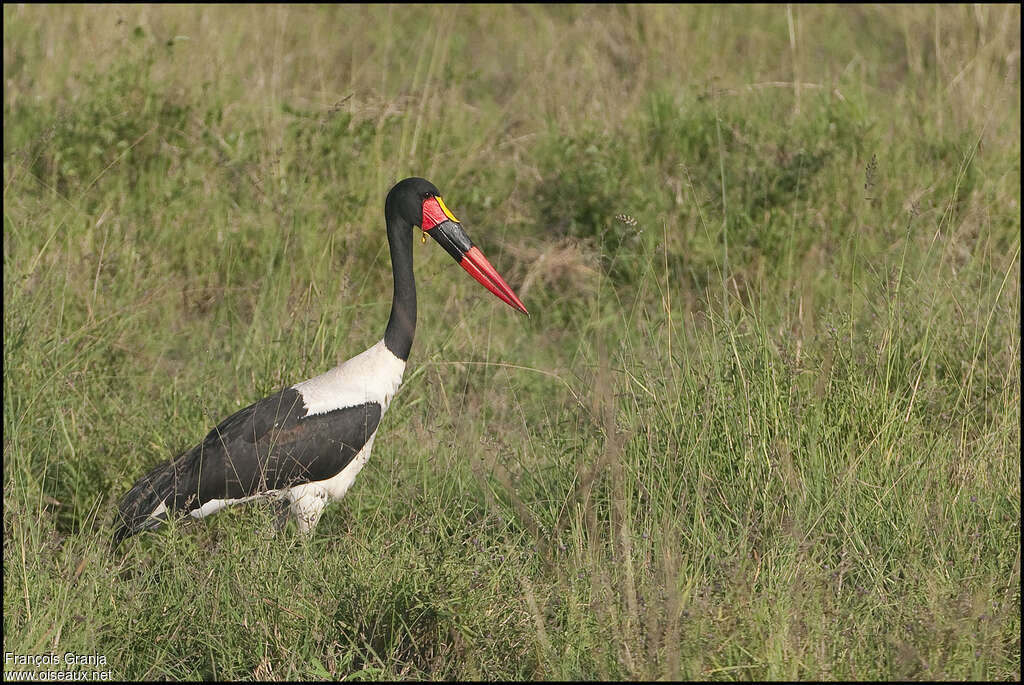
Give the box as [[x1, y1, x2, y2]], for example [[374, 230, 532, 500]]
[[117, 388, 382, 534], [190, 387, 382, 504]]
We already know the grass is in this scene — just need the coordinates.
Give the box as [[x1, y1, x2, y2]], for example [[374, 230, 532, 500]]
[[3, 4, 1020, 680]]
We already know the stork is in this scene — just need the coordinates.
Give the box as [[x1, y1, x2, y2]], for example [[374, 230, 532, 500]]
[[113, 177, 527, 545]]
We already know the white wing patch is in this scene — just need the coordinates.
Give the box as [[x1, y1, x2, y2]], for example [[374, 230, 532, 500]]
[[190, 492, 272, 519], [292, 338, 406, 416]]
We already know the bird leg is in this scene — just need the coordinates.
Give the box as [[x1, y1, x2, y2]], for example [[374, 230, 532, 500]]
[[289, 490, 328, 533], [273, 496, 292, 532]]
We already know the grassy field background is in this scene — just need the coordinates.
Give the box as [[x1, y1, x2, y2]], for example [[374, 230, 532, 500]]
[[3, 4, 1020, 680]]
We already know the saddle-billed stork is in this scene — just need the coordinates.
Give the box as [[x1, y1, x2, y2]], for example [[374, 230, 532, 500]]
[[113, 177, 527, 545]]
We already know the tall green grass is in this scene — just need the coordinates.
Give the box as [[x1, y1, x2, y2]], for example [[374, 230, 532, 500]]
[[4, 4, 1019, 680]]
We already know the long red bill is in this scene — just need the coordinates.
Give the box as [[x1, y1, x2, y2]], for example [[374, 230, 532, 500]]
[[421, 195, 528, 315], [459, 246, 529, 315]]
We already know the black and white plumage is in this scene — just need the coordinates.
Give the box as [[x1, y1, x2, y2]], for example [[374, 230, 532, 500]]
[[113, 177, 527, 546]]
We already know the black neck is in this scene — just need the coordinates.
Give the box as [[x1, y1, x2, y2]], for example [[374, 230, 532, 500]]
[[383, 212, 416, 361]]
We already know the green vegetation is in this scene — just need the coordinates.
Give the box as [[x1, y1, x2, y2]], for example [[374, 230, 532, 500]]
[[4, 4, 1019, 680]]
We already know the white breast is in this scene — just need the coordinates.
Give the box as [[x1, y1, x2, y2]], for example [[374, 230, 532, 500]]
[[291, 338, 406, 416]]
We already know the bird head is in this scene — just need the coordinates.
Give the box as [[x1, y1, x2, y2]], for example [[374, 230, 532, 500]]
[[387, 177, 528, 315]]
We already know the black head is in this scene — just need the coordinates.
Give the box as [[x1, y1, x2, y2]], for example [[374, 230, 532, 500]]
[[385, 177, 442, 228], [382, 176, 529, 316]]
